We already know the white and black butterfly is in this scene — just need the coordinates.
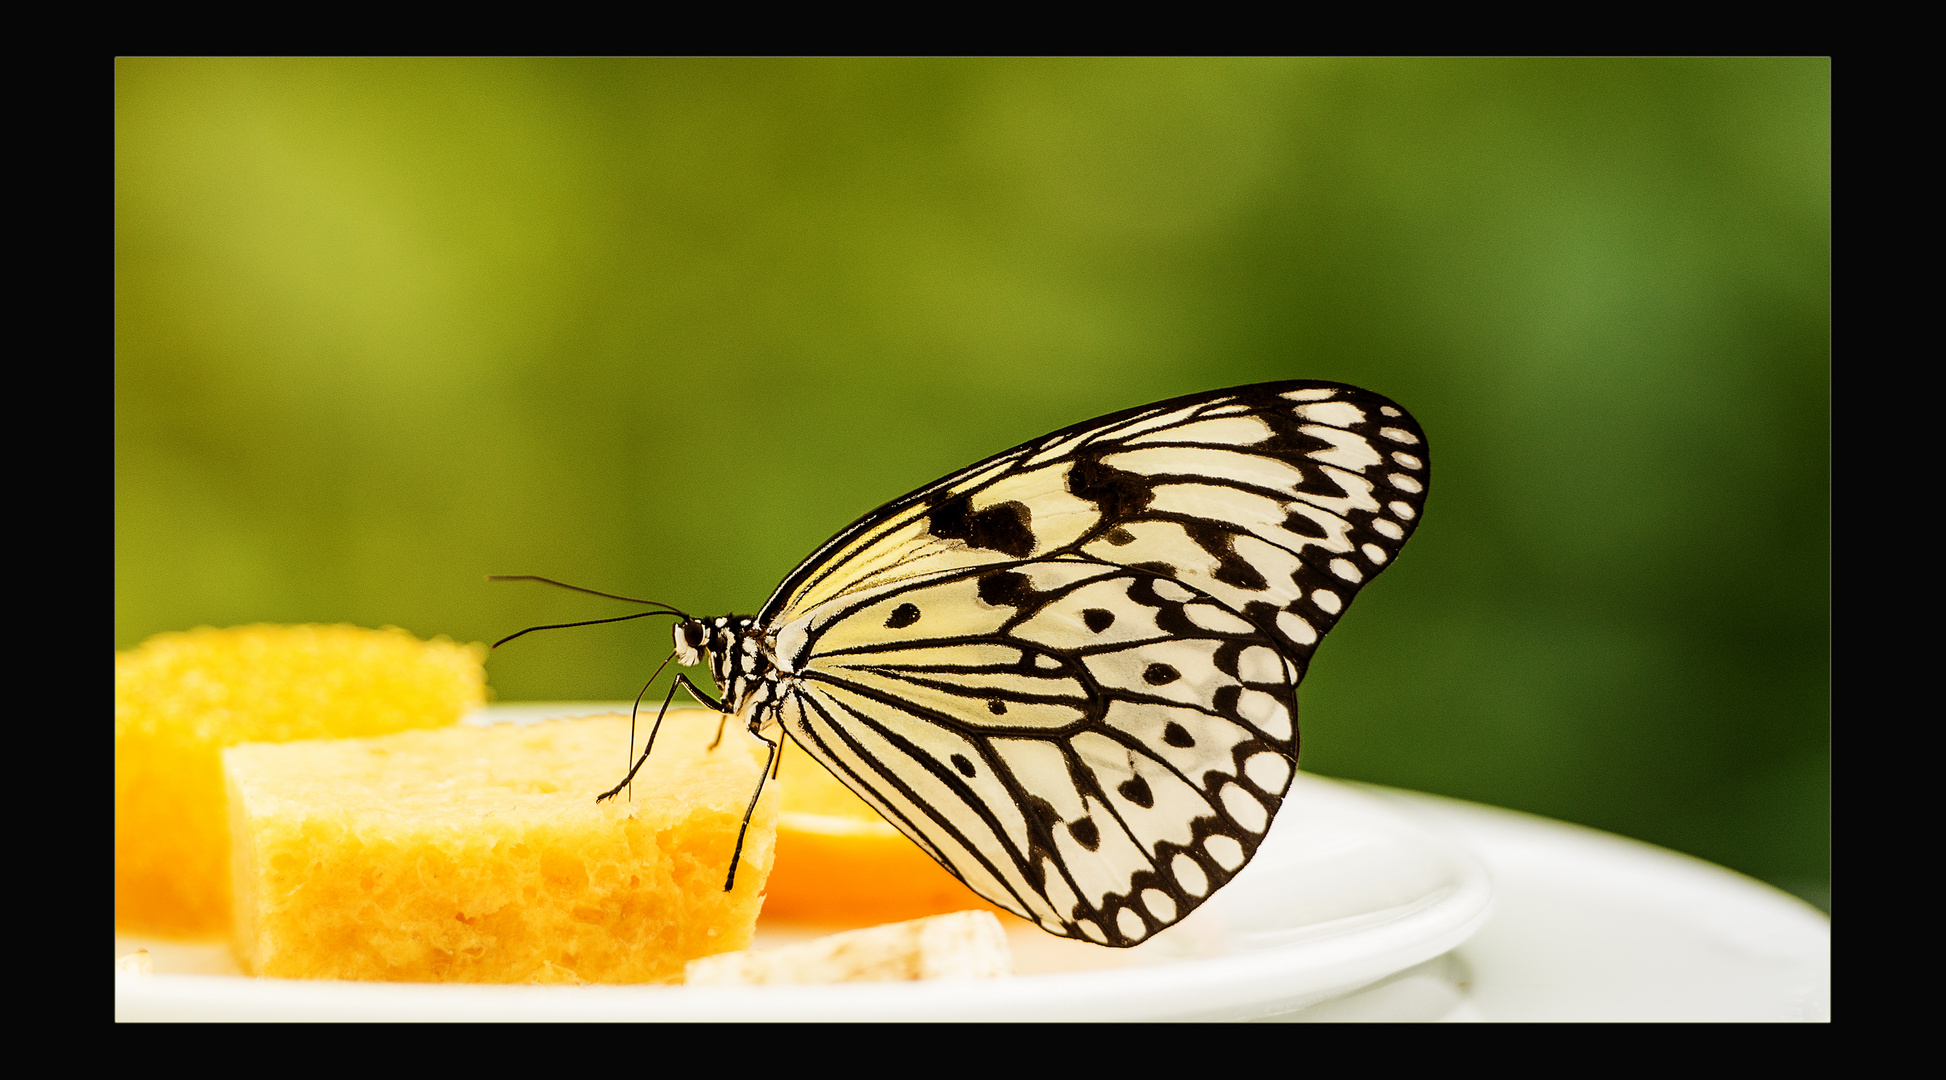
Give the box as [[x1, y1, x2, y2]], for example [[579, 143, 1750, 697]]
[[505, 380, 1427, 947]]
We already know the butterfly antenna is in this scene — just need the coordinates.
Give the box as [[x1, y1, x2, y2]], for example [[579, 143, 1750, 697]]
[[486, 575, 690, 619], [490, 610, 683, 649]]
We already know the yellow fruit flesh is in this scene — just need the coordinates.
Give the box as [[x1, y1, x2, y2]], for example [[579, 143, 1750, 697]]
[[225, 713, 777, 983], [115, 625, 486, 937]]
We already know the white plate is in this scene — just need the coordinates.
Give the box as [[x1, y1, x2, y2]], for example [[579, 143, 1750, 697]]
[[1387, 791, 1830, 1022], [116, 703, 1493, 1021]]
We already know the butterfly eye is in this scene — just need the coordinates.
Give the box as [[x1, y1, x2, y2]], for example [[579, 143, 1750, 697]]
[[672, 620, 706, 667]]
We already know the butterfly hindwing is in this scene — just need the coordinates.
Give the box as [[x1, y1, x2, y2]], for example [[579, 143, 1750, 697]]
[[776, 560, 1298, 945], [758, 380, 1427, 945]]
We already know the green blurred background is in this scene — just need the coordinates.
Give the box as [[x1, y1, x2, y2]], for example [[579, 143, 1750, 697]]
[[115, 59, 1829, 909]]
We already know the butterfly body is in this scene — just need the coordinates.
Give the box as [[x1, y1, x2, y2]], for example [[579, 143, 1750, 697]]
[[648, 380, 1426, 947]]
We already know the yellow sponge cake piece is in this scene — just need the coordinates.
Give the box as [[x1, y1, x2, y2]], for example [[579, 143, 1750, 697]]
[[116, 625, 487, 936], [224, 713, 778, 983]]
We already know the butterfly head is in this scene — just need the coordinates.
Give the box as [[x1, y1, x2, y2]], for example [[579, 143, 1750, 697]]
[[674, 615, 769, 706]]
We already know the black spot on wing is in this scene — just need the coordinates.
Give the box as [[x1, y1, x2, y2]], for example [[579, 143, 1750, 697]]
[[885, 602, 921, 629], [930, 494, 1036, 558], [1069, 817, 1101, 851], [978, 569, 1038, 608], [1068, 455, 1155, 522], [1026, 795, 1061, 834], [1082, 608, 1116, 633], [1163, 723, 1196, 748], [1116, 775, 1155, 809], [1280, 509, 1330, 539]]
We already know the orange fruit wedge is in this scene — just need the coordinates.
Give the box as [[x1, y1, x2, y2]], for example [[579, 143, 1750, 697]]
[[762, 733, 1015, 925]]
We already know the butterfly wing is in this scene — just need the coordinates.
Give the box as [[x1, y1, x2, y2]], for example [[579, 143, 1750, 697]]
[[762, 381, 1428, 944]]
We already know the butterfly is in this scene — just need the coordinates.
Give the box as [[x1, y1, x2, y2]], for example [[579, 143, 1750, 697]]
[[525, 380, 1427, 947]]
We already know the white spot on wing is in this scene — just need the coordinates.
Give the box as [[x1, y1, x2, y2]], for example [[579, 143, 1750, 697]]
[[1244, 752, 1292, 793], [1152, 579, 1196, 603], [1221, 782, 1269, 833], [1172, 853, 1209, 896], [1389, 473, 1424, 494], [1388, 501, 1417, 521], [1143, 889, 1178, 924], [1079, 920, 1108, 943], [1235, 688, 1292, 740], [1294, 401, 1367, 428], [1117, 908, 1147, 941], [1206, 834, 1245, 870], [1311, 588, 1343, 614], [1329, 558, 1363, 583], [1380, 426, 1420, 445], [1281, 387, 1338, 402], [1380, 405, 1402, 417], [1371, 518, 1404, 540], [1276, 611, 1317, 646], [1237, 645, 1285, 684], [1361, 543, 1389, 565], [1184, 603, 1254, 634], [1391, 451, 1422, 470]]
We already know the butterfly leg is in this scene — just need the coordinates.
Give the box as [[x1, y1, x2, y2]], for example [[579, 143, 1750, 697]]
[[623, 651, 684, 799], [723, 718, 780, 892], [596, 674, 726, 803]]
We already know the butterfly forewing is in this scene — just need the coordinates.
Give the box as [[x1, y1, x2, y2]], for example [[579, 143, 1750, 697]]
[[760, 381, 1427, 945]]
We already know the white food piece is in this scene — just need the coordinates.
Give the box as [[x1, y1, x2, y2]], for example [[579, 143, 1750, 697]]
[[684, 910, 1014, 986]]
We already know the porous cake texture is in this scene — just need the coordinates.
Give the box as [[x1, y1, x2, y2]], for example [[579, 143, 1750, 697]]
[[115, 624, 487, 936], [224, 713, 779, 983]]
